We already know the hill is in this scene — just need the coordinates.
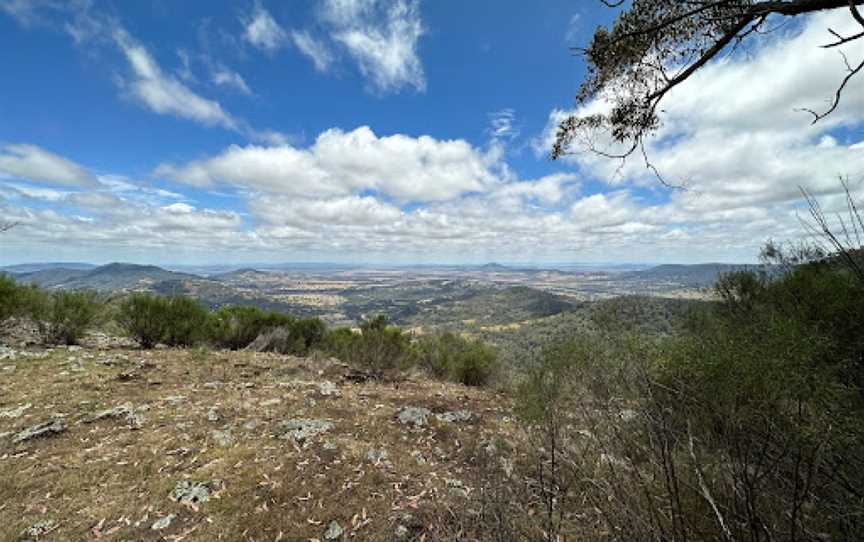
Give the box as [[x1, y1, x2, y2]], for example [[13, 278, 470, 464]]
[[0, 345, 519, 541], [0, 262, 97, 274], [624, 263, 758, 287], [22, 263, 203, 291]]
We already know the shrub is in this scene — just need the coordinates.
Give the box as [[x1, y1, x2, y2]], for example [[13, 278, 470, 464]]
[[35, 290, 102, 345], [323, 315, 415, 374], [417, 332, 499, 386], [0, 275, 42, 322], [117, 293, 169, 349], [209, 305, 294, 350], [245, 318, 327, 355], [162, 295, 209, 347]]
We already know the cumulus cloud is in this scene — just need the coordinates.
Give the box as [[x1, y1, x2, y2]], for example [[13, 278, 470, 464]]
[[535, 10, 864, 250], [242, 2, 287, 52], [320, 0, 425, 93], [291, 30, 334, 72], [0, 144, 99, 187], [155, 126, 499, 202]]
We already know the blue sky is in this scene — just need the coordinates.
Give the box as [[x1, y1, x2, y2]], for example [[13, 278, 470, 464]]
[[0, 1, 862, 265]]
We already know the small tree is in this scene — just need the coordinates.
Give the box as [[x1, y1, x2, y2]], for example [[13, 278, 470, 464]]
[[117, 293, 169, 349], [162, 295, 209, 347], [36, 290, 102, 345]]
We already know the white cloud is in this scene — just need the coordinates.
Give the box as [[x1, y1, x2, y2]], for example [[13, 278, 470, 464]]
[[0, 144, 98, 187], [113, 29, 238, 130], [155, 126, 499, 202], [321, 0, 425, 93], [291, 30, 334, 72], [534, 10, 864, 252], [242, 3, 287, 52], [488, 109, 519, 141], [211, 66, 252, 95]]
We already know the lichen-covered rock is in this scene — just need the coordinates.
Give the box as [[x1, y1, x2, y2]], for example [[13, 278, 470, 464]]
[[151, 514, 175, 530], [84, 403, 143, 429], [169, 480, 221, 506], [324, 520, 344, 540], [0, 402, 31, 419], [274, 418, 333, 445], [366, 447, 389, 466], [397, 406, 431, 427], [12, 419, 66, 443], [211, 429, 235, 447], [435, 410, 473, 423], [318, 380, 339, 397], [19, 519, 57, 540]]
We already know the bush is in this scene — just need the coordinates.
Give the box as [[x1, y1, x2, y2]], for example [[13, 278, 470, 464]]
[[117, 293, 169, 349], [245, 317, 327, 355], [0, 275, 42, 322], [417, 332, 499, 386], [323, 315, 415, 374], [35, 290, 102, 345], [208, 305, 294, 350], [162, 295, 209, 347]]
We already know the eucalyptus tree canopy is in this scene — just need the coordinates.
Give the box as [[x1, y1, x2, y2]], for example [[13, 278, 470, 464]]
[[552, 0, 864, 162]]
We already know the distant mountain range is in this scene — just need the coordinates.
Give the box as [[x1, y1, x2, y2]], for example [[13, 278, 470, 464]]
[[622, 263, 761, 287], [6, 262, 201, 290]]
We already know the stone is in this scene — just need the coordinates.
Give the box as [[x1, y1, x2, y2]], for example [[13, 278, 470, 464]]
[[274, 418, 333, 445], [211, 429, 235, 447], [0, 402, 31, 419], [20, 519, 57, 540], [445, 478, 469, 498], [324, 520, 344, 540], [151, 514, 175, 530], [169, 480, 219, 506], [84, 403, 143, 429], [394, 525, 410, 539], [366, 448, 389, 466], [397, 406, 431, 427], [619, 409, 638, 422], [318, 380, 339, 397], [207, 407, 221, 422], [12, 419, 66, 443], [435, 410, 473, 423]]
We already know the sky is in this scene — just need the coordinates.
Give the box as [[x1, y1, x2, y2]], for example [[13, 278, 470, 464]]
[[0, 0, 862, 266]]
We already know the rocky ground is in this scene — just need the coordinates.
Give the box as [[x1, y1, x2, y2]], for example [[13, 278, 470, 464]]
[[0, 341, 523, 541]]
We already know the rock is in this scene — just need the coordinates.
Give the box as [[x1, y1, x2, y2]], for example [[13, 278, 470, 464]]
[[324, 520, 344, 540], [435, 410, 473, 423], [0, 402, 31, 419], [19, 519, 57, 540], [243, 419, 259, 430], [397, 406, 431, 427], [366, 448, 389, 466], [151, 514, 175, 530], [259, 398, 281, 407], [619, 409, 637, 422], [84, 403, 144, 429], [164, 395, 186, 405], [169, 480, 220, 506], [211, 429, 234, 447], [395, 525, 410, 538], [12, 419, 66, 444], [207, 407, 221, 422], [274, 418, 333, 445], [318, 380, 339, 397]]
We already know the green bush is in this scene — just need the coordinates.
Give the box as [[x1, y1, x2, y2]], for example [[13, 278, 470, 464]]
[[35, 290, 102, 345], [323, 315, 415, 374], [117, 293, 169, 349], [0, 275, 42, 322], [161, 295, 210, 347], [417, 332, 499, 386], [208, 305, 294, 350]]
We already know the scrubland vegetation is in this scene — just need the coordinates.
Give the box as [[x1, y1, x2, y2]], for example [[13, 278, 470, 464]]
[[2, 202, 863, 540]]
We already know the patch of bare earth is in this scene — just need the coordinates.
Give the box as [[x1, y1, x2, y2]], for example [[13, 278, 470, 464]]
[[0, 345, 520, 540]]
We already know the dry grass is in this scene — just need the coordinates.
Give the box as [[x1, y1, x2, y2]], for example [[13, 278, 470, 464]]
[[0, 345, 520, 541]]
